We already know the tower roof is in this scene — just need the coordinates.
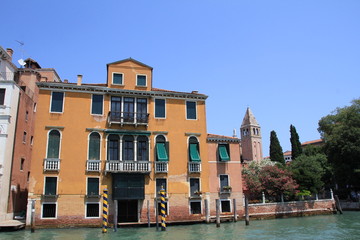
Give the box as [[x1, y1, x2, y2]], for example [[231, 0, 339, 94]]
[[241, 107, 260, 127]]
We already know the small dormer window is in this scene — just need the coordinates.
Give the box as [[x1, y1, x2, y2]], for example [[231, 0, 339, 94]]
[[137, 75, 147, 86], [113, 73, 123, 85]]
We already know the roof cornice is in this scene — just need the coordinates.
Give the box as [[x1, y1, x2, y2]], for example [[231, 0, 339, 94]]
[[36, 82, 208, 100]]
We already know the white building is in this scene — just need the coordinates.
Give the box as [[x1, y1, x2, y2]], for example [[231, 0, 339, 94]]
[[0, 47, 20, 221]]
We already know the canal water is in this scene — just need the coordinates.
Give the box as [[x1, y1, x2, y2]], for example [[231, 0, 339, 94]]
[[1, 212, 360, 240]]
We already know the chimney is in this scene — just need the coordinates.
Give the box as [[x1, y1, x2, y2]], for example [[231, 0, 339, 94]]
[[77, 75, 82, 86], [6, 48, 14, 61], [64, 79, 69, 83], [191, 90, 198, 94]]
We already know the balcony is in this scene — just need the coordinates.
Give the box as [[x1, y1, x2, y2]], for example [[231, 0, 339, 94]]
[[86, 160, 101, 172], [155, 162, 168, 173], [219, 186, 232, 194], [188, 162, 201, 173], [44, 158, 60, 171], [107, 111, 149, 127], [105, 161, 151, 173]]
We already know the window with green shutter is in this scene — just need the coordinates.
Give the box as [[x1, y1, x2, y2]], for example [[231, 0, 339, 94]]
[[189, 144, 201, 162], [137, 75, 147, 86], [45, 177, 57, 195], [156, 143, 168, 162], [113, 73, 123, 85], [51, 92, 64, 113], [219, 144, 230, 161], [155, 99, 165, 118], [186, 101, 196, 120], [87, 178, 99, 196], [89, 132, 100, 160], [47, 130, 60, 159], [91, 95, 103, 115]]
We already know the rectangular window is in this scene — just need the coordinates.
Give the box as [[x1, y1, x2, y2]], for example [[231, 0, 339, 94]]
[[20, 158, 25, 171], [33, 102, 37, 112], [220, 175, 229, 191], [136, 98, 147, 123], [190, 178, 200, 197], [86, 203, 100, 218], [25, 111, 29, 121], [50, 92, 64, 113], [113, 73, 123, 85], [123, 97, 135, 122], [156, 178, 167, 198], [123, 136, 134, 160], [42, 203, 56, 218], [23, 131, 27, 143], [91, 95, 103, 115], [30, 136, 34, 146], [186, 101, 197, 120], [190, 201, 201, 214], [221, 200, 231, 213], [87, 178, 99, 196], [219, 144, 230, 161], [44, 177, 57, 196], [136, 75, 147, 86], [155, 99, 166, 118], [0, 88, 5, 105]]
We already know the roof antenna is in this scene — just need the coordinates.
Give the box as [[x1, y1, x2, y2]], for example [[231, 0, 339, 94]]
[[15, 40, 26, 68], [233, 128, 237, 138]]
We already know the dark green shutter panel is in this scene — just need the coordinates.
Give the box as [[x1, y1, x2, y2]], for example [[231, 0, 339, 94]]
[[89, 133, 100, 160], [47, 131, 60, 158], [45, 177, 57, 195], [190, 144, 201, 162], [113, 74, 123, 84], [113, 174, 144, 200], [219, 145, 230, 161], [87, 178, 99, 195], [92, 95, 103, 115], [156, 143, 168, 162], [155, 99, 165, 118], [186, 101, 196, 119], [51, 92, 64, 112], [137, 75, 146, 86]]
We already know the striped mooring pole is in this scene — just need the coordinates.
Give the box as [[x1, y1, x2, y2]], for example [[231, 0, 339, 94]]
[[160, 186, 166, 231], [102, 188, 109, 233]]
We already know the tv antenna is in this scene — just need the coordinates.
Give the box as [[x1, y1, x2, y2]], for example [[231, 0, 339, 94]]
[[15, 40, 26, 68]]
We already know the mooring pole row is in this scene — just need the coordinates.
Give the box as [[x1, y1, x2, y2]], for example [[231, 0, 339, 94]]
[[102, 188, 108, 233]]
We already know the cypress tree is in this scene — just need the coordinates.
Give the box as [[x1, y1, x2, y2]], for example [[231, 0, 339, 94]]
[[270, 130, 285, 165], [290, 124, 302, 160]]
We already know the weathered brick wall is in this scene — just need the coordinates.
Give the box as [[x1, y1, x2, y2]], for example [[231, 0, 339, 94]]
[[248, 199, 336, 219]]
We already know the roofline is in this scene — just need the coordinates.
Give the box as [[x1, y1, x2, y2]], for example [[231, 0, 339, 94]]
[[36, 82, 208, 100], [107, 58, 153, 70]]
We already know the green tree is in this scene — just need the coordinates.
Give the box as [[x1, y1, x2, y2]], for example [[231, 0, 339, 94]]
[[288, 153, 326, 193], [318, 98, 360, 188], [270, 130, 285, 165], [290, 124, 302, 160]]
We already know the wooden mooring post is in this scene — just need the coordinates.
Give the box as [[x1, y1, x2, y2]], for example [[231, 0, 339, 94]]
[[334, 195, 343, 214], [216, 199, 220, 227], [155, 198, 159, 231], [233, 198, 237, 222], [30, 199, 35, 233], [205, 199, 210, 223], [147, 200, 150, 227], [245, 195, 249, 225], [114, 200, 118, 232]]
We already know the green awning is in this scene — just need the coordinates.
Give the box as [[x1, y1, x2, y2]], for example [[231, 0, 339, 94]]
[[156, 143, 168, 162], [190, 144, 201, 162], [219, 145, 230, 161]]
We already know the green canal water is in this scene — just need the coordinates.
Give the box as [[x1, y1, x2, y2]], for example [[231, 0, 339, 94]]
[[1, 212, 360, 240]]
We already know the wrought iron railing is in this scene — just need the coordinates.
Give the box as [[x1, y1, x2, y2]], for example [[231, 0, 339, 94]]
[[107, 111, 149, 125], [86, 160, 101, 172], [188, 162, 201, 173], [155, 162, 168, 173], [44, 158, 60, 171], [105, 161, 151, 173]]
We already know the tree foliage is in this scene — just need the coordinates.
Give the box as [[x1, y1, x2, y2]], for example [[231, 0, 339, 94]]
[[242, 160, 298, 197], [269, 130, 285, 164], [290, 124, 302, 160], [318, 98, 360, 188]]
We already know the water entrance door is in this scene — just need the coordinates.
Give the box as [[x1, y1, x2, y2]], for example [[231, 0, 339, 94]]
[[118, 200, 138, 223]]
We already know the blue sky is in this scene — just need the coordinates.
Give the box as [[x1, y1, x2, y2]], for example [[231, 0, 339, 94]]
[[3, 0, 360, 155]]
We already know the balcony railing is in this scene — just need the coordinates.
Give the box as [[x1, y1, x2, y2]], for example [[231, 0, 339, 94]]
[[107, 111, 149, 126], [44, 158, 60, 171], [188, 162, 201, 173], [105, 161, 151, 173], [86, 160, 101, 172], [155, 162, 168, 173]]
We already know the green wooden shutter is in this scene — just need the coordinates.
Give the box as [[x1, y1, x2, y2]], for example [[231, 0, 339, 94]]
[[219, 145, 230, 161], [87, 178, 99, 196], [190, 144, 201, 162], [45, 177, 57, 195], [156, 143, 168, 162], [47, 130, 60, 158], [89, 133, 100, 160]]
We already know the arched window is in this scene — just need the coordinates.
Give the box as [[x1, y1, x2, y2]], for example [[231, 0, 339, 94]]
[[155, 135, 168, 162], [47, 130, 60, 159], [137, 136, 148, 161], [89, 132, 101, 160], [189, 137, 200, 162], [108, 134, 119, 160], [123, 135, 134, 161]]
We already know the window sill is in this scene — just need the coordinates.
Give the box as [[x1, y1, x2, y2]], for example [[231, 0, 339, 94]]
[[86, 194, 101, 198]]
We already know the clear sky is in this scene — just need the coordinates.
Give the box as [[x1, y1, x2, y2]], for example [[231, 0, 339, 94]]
[[3, 0, 360, 155]]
